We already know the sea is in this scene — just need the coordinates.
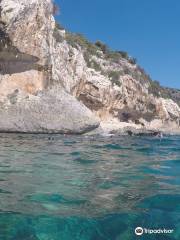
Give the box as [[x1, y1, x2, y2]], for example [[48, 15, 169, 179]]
[[0, 133, 179, 240]]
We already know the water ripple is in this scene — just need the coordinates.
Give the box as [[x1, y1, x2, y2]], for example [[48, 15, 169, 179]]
[[0, 134, 179, 239]]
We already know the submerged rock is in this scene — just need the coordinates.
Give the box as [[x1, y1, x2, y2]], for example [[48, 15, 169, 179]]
[[125, 128, 161, 137]]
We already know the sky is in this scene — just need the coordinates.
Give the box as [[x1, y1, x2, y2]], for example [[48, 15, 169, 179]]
[[55, 0, 180, 89]]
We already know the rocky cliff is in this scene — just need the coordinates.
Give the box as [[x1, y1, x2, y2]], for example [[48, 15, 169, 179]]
[[0, 0, 179, 134]]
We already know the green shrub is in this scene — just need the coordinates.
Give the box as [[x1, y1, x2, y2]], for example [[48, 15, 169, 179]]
[[148, 80, 161, 97], [108, 70, 122, 87], [83, 51, 91, 67], [83, 52, 102, 72], [95, 41, 109, 54], [128, 57, 137, 65], [105, 51, 121, 63], [55, 22, 64, 30], [90, 60, 102, 72], [66, 32, 100, 57], [66, 33, 86, 49], [148, 81, 173, 99], [117, 51, 129, 59]]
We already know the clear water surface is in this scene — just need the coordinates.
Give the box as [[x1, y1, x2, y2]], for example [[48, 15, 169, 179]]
[[0, 134, 179, 240]]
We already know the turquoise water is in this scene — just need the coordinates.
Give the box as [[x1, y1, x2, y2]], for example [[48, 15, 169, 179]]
[[0, 134, 179, 240]]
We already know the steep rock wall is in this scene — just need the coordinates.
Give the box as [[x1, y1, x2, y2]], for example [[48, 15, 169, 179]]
[[0, 0, 179, 134], [0, 0, 99, 133]]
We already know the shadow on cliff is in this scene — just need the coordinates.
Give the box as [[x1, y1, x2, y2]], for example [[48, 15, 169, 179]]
[[0, 20, 43, 75]]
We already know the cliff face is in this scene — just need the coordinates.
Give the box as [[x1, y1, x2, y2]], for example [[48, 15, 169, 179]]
[[0, 0, 179, 134], [0, 0, 53, 96], [0, 0, 99, 133]]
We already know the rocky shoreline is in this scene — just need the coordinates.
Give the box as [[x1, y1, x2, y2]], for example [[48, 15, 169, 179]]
[[0, 0, 179, 135], [85, 120, 180, 137]]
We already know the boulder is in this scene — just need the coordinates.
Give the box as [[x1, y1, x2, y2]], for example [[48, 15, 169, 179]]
[[0, 89, 99, 134]]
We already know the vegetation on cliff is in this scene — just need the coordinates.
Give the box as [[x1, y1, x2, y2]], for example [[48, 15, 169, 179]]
[[56, 25, 179, 105], [0, 0, 179, 134]]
